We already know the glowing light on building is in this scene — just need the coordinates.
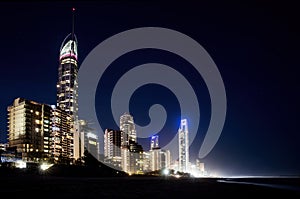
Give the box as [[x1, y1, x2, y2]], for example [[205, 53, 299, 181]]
[[40, 163, 54, 171], [15, 160, 26, 169], [87, 132, 98, 139]]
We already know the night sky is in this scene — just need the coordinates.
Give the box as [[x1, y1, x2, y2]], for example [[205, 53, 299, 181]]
[[0, 1, 299, 176]]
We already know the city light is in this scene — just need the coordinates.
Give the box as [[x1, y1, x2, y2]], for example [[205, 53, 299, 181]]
[[15, 160, 26, 169], [162, 168, 169, 175], [40, 163, 54, 171]]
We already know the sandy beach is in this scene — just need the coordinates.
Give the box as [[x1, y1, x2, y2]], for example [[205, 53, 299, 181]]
[[1, 174, 299, 198]]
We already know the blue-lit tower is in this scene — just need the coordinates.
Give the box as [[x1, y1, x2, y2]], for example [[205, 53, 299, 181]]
[[178, 119, 189, 172], [150, 135, 160, 150]]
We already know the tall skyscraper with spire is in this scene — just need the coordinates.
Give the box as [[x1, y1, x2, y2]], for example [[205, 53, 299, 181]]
[[56, 8, 78, 122], [56, 8, 80, 161]]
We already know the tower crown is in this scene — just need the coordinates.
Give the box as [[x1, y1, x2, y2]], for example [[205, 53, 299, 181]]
[[59, 33, 78, 61]]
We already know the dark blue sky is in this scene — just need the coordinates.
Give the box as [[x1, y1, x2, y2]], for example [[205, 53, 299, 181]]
[[0, 1, 299, 176]]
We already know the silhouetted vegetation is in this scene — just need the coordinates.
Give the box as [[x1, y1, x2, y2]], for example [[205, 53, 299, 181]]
[[0, 150, 128, 178], [44, 150, 128, 177]]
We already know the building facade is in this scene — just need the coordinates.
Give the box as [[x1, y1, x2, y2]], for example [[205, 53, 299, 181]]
[[178, 119, 189, 172], [56, 26, 80, 161], [120, 112, 136, 144], [79, 120, 99, 161], [160, 149, 171, 170], [50, 105, 73, 164], [56, 33, 78, 122], [119, 113, 144, 174], [121, 140, 144, 175], [104, 128, 122, 169], [7, 98, 75, 164], [7, 98, 52, 162], [150, 135, 161, 171]]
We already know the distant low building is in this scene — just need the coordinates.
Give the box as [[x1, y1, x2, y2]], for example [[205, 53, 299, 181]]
[[0, 143, 8, 151], [0, 143, 20, 163]]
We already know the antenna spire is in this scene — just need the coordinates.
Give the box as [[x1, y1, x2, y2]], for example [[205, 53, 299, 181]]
[[72, 7, 75, 41]]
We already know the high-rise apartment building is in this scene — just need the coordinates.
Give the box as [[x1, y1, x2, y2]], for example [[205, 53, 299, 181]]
[[78, 120, 99, 161], [50, 105, 73, 163], [104, 128, 122, 169], [150, 135, 159, 150], [160, 149, 171, 170], [7, 98, 52, 162], [119, 113, 143, 174], [121, 140, 144, 174], [120, 112, 136, 145], [149, 135, 172, 171], [178, 119, 189, 172], [7, 98, 74, 163], [150, 135, 161, 171]]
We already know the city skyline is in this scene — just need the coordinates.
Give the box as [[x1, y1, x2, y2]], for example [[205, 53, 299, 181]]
[[0, 1, 299, 176], [1, 2, 196, 175]]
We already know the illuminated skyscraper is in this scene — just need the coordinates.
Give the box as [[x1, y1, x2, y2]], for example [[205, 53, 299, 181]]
[[149, 135, 172, 171], [178, 119, 189, 172], [150, 135, 159, 150], [56, 28, 78, 121], [56, 8, 80, 161], [50, 105, 73, 163], [121, 140, 144, 174], [7, 98, 52, 162], [150, 135, 161, 171], [161, 149, 171, 169], [120, 113, 136, 145], [104, 128, 122, 169], [119, 113, 143, 174], [7, 98, 75, 164]]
